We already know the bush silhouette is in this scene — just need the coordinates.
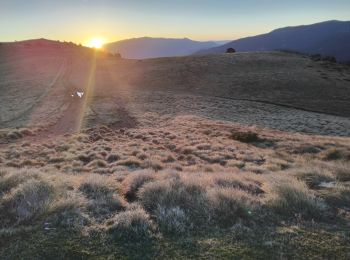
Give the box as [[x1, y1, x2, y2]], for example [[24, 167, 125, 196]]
[[226, 48, 236, 54]]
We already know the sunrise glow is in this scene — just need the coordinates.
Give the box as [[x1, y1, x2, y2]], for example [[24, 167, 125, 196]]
[[86, 38, 104, 49]]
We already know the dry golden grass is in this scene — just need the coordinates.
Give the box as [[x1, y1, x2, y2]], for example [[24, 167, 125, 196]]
[[1, 44, 350, 258], [0, 116, 349, 241]]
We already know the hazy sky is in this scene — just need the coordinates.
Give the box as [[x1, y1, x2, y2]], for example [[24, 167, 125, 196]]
[[1, 0, 349, 44]]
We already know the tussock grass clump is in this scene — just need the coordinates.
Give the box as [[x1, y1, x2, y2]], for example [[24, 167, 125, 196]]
[[139, 176, 209, 226], [162, 154, 176, 163], [122, 171, 156, 201], [294, 168, 334, 189], [267, 178, 328, 220], [1, 179, 55, 226], [7, 131, 23, 140], [79, 175, 124, 217], [331, 163, 350, 182], [87, 159, 108, 168], [106, 154, 119, 163], [77, 154, 93, 164], [20, 159, 42, 167], [55, 144, 70, 152], [147, 160, 164, 171], [293, 145, 321, 154], [155, 206, 189, 235], [207, 188, 256, 227], [77, 152, 102, 164], [19, 129, 33, 136], [322, 184, 350, 209], [48, 157, 65, 163], [117, 158, 142, 169], [138, 172, 264, 229], [323, 148, 346, 161], [107, 205, 154, 241], [47, 193, 89, 229], [230, 131, 260, 143], [0, 168, 41, 196], [137, 152, 148, 160], [213, 174, 264, 195]]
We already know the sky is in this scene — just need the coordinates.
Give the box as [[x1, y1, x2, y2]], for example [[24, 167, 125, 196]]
[[0, 0, 349, 45]]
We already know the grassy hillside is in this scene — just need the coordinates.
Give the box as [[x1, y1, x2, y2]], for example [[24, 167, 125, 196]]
[[0, 116, 350, 258], [0, 41, 349, 258], [1, 43, 350, 135]]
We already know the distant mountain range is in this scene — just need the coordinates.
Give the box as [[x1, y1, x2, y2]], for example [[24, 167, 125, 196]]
[[196, 20, 350, 62], [103, 37, 218, 59], [3, 20, 349, 62]]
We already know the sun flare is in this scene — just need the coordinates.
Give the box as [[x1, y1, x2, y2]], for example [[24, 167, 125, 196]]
[[87, 38, 104, 49]]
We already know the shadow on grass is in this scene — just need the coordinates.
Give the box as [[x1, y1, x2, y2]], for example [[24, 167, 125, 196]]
[[1, 224, 349, 259]]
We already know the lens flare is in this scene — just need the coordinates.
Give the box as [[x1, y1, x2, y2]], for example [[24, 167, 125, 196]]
[[87, 38, 104, 49]]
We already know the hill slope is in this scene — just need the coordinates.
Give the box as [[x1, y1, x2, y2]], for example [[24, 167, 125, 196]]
[[0, 40, 349, 137], [104, 37, 218, 59], [1, 39, 350, 260], [196, 20, 350, 62]]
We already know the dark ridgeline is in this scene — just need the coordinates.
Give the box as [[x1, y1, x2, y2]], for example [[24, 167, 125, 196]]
[[196, 20, 350, 62], [103, 37, 218, 59]]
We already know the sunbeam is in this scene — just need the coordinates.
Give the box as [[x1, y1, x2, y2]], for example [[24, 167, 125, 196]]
[[76, 51, 97, 132]]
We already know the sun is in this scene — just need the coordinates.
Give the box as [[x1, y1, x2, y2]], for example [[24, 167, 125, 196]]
[[87, 38, 104, 49]]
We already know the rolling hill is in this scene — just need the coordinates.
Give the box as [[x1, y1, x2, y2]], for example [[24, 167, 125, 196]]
[[1, 38, 350, 259], [196, 20, 350, 62], [104, 37, 218, 59], [1, 40, 349, 136]]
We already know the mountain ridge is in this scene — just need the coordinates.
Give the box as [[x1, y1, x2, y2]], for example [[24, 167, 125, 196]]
[[195, 20, 350, 62], [103, 37, 218, 59]]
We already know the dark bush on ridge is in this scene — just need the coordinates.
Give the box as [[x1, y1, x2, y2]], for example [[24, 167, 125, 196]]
[[230, 131, 260, 143], [226, 48, 236, 53]]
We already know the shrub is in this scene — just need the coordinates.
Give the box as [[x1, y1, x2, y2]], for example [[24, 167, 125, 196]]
[[324, 149, 344, 161], [122, 172, 155, 201], [1, 179, 55, 226], [267, 179, 328, 220], [207, 187, 256, 227], [226, 48, 236, 54], [230, 131, 259, 143], [108, 206, 154, 241]]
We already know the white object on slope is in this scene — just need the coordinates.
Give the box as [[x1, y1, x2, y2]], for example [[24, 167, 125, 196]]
[[77, 91, 84, 98]]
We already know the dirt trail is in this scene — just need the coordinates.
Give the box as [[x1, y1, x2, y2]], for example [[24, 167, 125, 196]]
[[47, 98, 85, 136], [0, 59, 137, 147]]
